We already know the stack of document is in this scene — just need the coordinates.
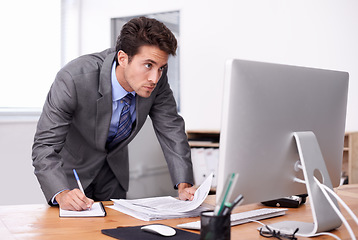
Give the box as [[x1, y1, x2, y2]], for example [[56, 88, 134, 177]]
[[109, 173, 213, 221]]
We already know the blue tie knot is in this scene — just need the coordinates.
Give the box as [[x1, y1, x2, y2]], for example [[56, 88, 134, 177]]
[[122, 93, 133, 106]]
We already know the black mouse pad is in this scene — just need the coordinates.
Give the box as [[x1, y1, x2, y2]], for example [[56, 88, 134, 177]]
[[101, 225, 200, 240]]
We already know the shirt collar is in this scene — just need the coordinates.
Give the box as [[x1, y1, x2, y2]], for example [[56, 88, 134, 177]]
[[111, 61, 135, 101]]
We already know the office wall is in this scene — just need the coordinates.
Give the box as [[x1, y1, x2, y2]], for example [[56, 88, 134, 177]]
[[0, 120, 46, 205], [77, 0, 358, 131]]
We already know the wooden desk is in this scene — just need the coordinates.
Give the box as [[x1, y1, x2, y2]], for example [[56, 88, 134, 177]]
[[1, 184, 357, 240]]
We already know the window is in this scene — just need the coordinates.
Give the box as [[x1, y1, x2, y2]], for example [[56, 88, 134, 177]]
[[0, 0, 61, 109]]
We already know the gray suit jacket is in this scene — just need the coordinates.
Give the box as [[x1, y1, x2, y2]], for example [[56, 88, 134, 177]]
[[32, 48, 193, 204]]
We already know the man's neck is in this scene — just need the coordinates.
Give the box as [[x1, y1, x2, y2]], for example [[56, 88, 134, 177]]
[[115, 65, 133, 92]]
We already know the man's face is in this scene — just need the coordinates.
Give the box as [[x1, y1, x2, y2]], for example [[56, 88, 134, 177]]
[[116, 45, 169, 98]]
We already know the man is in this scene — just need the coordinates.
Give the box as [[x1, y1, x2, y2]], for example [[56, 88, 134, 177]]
[[32, 17, 195, 211]]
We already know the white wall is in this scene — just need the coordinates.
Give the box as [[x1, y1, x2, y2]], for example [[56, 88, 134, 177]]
[[77, 0, 358, 131], [0, 119, 46, 205]]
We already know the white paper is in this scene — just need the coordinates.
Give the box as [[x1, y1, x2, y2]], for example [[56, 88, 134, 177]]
[[109, 173, 213, 221]]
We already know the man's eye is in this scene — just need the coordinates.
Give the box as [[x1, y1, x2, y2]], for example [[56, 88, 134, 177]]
[[159, 66, 166, 71], [145, 63, 152, 68]]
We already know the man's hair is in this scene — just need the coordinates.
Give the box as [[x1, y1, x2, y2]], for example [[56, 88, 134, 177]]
[[115, 16, 177, 63]]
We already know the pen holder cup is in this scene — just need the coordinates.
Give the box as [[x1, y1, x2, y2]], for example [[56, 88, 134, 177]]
[[200, 210, 231, 240]]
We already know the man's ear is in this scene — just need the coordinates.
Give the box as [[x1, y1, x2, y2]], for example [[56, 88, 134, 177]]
[[117, 50, 128, 67]]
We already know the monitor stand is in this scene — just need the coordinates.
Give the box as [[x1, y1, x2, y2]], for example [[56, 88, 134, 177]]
[[266, 131, 342, 237]]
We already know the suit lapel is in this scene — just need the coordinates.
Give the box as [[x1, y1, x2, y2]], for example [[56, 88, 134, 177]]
[[95, 52, 116, 150]]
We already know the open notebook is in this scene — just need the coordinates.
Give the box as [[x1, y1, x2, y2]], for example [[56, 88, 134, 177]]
[[59, 202, 106, 217]]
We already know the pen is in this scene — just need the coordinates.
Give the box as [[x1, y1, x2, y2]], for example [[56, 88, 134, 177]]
[[214, 173, 239, 216], [73, 169, 85, 194], [222, 194, 244, 216]]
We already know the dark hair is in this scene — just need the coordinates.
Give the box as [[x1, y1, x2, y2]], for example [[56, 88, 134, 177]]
[[115, 17, 177, 63]]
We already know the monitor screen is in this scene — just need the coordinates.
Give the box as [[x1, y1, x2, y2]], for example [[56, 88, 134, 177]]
[[216, 59, 349, 235]]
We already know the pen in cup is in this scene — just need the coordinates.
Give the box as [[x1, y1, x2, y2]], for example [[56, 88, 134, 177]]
[[214, 173, 239, 216], [221, 194, 244, 216]]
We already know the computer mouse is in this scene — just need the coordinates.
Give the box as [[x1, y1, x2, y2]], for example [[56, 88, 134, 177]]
[[141, 224, 176, 237]]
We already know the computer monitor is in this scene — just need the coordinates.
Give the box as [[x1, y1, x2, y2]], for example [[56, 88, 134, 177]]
[[216, 59, 349, 236]]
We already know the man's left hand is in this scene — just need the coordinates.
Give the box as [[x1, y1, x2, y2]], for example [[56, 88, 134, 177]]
[[178, 183, 196, 201]]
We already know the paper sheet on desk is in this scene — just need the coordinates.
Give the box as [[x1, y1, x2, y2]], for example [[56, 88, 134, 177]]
[[109, 173, 213, 221]]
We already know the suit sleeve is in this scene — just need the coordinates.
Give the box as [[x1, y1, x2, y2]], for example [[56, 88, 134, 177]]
[[32, 69, 77, 204], [149, 72, 194, 188]]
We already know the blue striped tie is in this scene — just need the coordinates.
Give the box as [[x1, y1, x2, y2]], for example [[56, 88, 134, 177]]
[[108, 93, 134, 149]]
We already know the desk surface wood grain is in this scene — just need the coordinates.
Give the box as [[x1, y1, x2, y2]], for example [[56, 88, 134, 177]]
[[1, 184, 357, 239]]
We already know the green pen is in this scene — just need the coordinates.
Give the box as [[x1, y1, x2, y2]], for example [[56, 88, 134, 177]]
[[214, 173, 239, 216]]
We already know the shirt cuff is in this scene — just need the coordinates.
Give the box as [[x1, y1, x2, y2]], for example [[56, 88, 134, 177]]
[[51, 189, 69, 205], [175, 182, 193, 189]]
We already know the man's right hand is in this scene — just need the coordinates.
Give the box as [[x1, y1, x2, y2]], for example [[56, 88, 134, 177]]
[[55, 189, 94, 211]]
